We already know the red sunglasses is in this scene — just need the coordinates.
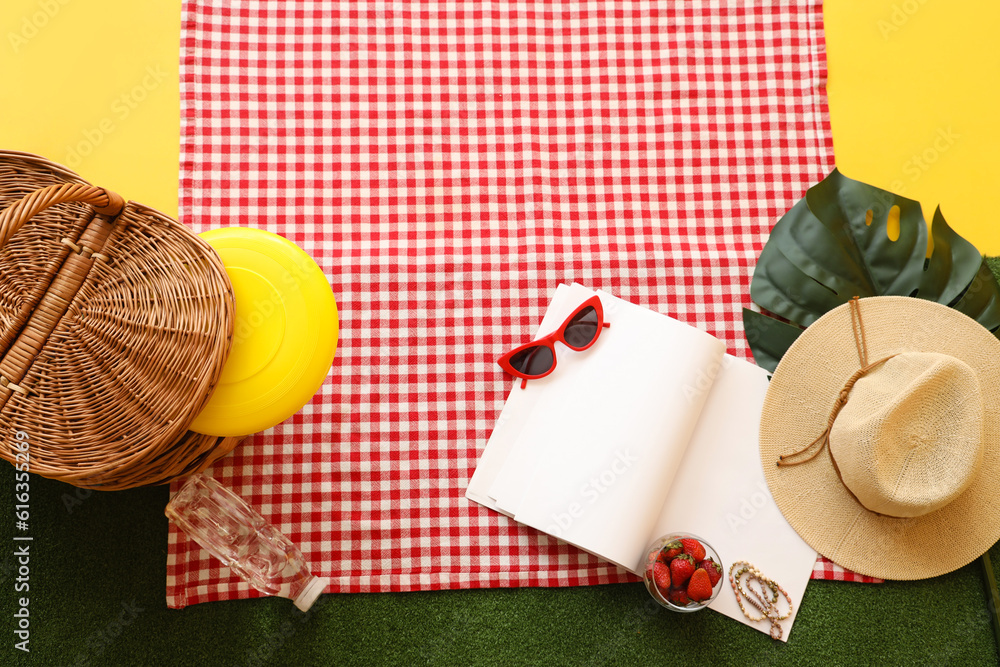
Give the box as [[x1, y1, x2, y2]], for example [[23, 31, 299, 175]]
[[497, 295, 610, 389]]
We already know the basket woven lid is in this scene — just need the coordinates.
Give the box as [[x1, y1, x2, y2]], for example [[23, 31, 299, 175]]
[[0, 150, 236, 489], [188, 227, 338, 437]]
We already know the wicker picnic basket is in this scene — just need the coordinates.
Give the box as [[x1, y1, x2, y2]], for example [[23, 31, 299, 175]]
[[0, 150, 240, 490]]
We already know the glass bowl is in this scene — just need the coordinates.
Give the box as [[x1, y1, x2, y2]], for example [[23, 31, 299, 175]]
[[642, 532, 723, 612]]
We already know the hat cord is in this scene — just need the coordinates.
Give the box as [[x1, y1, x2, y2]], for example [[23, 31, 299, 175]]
[[777, 297, 897, 469], [850, 293, 870, 368]]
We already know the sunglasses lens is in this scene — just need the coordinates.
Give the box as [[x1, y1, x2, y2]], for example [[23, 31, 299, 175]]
[[508, 345, 554, 377], [563, 306, 600, 349]]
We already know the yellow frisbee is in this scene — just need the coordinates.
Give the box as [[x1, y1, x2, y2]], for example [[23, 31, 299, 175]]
[[189, 227, 338, 437]]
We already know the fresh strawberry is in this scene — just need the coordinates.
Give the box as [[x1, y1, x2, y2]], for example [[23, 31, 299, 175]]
[[699, 558, 722, 587], [680, 537, 706, 563], [667, 587, 690, 606], [658, 539, 683, 562], [669, 553, 696, 586], [652, 561, 671, 591], [687, 568, 714, 603]]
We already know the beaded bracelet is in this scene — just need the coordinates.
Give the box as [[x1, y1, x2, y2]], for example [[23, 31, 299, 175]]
[[728, 561, 793, 640]]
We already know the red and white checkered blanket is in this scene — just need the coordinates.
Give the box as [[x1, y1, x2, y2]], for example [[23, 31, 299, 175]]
[[167, 0, 879, 609]]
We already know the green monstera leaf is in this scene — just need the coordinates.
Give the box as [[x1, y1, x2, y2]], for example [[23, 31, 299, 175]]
[[744, 169, 1000, 373]]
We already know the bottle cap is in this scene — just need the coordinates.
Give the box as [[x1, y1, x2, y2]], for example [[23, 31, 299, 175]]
[[294, 576, 328, 612], [189, 228, 338, 437]]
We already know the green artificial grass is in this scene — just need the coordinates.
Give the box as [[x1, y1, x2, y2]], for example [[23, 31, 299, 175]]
[[2, 259, 1000, 666], [2, 471, 1000, 666], [988, 256, 1000, 286]]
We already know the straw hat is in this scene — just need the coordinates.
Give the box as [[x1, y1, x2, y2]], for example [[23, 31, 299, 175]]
[[759, 296, 1000, 580]]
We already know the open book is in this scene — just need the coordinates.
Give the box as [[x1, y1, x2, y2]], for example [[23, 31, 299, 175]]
[[466, 284, 817, 640]]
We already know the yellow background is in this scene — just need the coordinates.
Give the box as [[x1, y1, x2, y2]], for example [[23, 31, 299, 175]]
[[0, 0, 181, 217], [825, 0, 1000, 254], [1, 0, 997, 253]]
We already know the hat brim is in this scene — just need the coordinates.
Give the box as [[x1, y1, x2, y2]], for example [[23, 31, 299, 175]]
[[760, 296, 1000, 580]]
